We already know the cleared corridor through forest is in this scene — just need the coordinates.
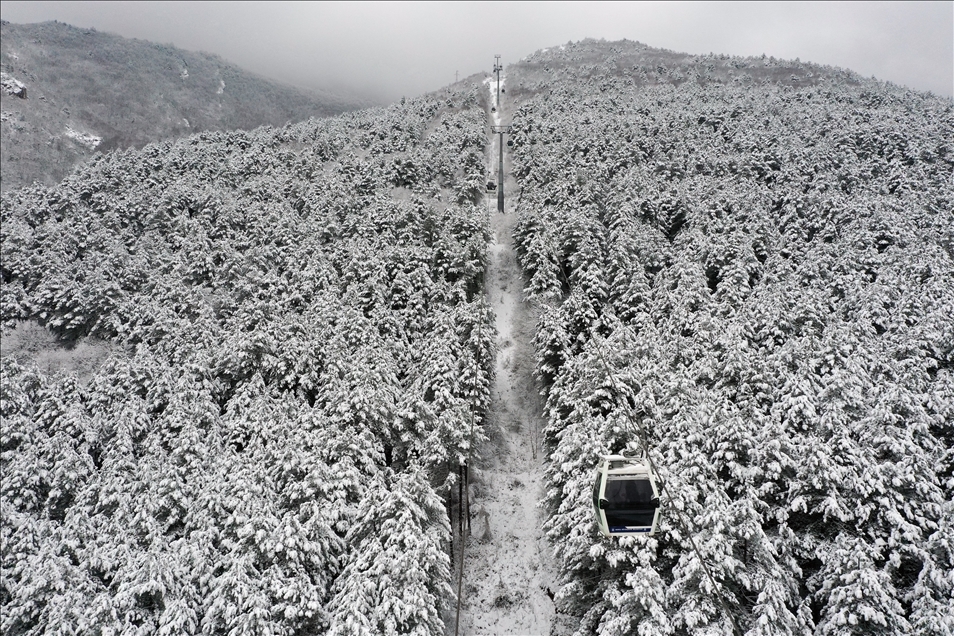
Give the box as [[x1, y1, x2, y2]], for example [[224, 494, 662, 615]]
[[449, 75, 562, 636]]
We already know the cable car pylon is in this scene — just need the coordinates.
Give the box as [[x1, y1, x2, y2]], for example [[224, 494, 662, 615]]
[[453, 323, 484, 636], [493, 54, 503, 109], [491, 125, 511, 213]]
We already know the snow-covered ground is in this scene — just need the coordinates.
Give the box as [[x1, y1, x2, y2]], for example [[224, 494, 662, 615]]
[[64, 125, 102, 149], [483, 75, 505, 127], [449, 76, 570, 636], [0, 71, 27, 98]]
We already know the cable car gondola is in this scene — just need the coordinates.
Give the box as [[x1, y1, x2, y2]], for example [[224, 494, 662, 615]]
[[592, 454, 660, 536], [486, 181, 497, 191]]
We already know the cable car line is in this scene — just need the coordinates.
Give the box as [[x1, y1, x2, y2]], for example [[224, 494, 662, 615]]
[[465, 68, 738, 631], [451, 62, 514, 622], [542, 235, 742, 636], [590, 340, 741, 636]]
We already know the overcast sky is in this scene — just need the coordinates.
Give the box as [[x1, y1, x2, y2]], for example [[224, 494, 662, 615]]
[[1, 1, 951, 102]]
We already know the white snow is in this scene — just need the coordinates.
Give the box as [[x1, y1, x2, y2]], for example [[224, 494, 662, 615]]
[[217, 79, 225, 95], [483, 75, 506, 126], [451, 82, 569, 635], [180, 67, 189, 79], [1, 72, 27, 98], [64, 126, 102, 149]]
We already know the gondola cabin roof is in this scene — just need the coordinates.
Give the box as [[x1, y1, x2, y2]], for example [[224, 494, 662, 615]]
[[604, 454, 651, 475]]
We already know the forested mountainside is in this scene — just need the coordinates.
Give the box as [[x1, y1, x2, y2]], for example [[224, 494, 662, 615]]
[[0, 20, 367, 192], [506, 40, 954, 634], [1, 84, 494, 634], [2, 33, 952, 636]]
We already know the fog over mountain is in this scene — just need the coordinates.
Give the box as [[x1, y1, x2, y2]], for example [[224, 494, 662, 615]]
[[0, 20, 368, 191], [1, 1, 951, 103]]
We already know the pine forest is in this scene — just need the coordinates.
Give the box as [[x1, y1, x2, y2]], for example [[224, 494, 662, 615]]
[[2, 37, 953, 636]]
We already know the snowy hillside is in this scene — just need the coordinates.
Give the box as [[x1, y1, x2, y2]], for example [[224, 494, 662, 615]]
[[0, 20, 368, 192], [1, 85, 493, 634], [507, 39, 953, 635], [1, 34, 952, 636]]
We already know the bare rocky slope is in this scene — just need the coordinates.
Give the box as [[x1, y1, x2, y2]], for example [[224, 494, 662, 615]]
[[0, 20, 369, 191]]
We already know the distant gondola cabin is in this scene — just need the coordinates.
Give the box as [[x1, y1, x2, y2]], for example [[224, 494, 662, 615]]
[[593, 455, 660, 536]]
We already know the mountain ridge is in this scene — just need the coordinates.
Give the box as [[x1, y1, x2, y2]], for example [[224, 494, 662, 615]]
[[0, 20, 371, 191]]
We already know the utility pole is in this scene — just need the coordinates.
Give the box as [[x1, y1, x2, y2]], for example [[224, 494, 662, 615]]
[[493, 55, 502, 109], [491, 125, 511, 213]]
